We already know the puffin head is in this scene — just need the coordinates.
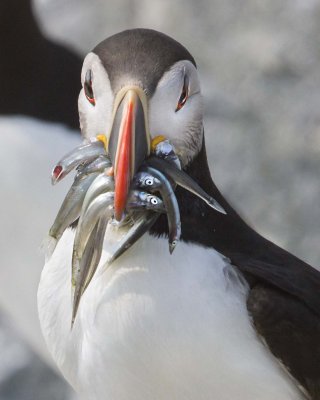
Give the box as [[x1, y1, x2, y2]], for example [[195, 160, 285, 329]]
[[78, 29, 203, 220]]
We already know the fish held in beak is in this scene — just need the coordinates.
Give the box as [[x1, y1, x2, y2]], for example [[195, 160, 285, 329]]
[[108, 87, 150, 221], [51, 139, 106, 185]]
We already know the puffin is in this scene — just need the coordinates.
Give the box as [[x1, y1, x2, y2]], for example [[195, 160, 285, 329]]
[[38, 29, 320, 400]]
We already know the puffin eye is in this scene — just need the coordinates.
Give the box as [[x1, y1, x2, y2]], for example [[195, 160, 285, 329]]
[[175, 74, 189, 112], [84, 69, 95, 106]]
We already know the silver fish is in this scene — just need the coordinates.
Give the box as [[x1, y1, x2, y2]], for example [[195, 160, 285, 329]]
[[154, 139, 181, 169], [51, 139, 106, 185], [76, 155, 112, 178], [127, 191, 165, 213], [72, 191, 114, 286], [132, 171, 162, 191], [104, 212, 159, 268], [141, 166, 181, 254], [72, 217, 108, 326], [81, 172, 114, 217], [72, 189, 162, 288], [71, 173, 114, 286], [146, 156, 226, 214], [71, 191, 163, 326], [48, 172, 99, 249]]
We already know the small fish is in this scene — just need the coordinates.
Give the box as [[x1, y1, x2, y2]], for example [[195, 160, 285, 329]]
[[132, 171, 162, 191], [141, 166, 181, 254], [76, 155, 112, 178], [72, 191, 115, 287], [47, 172, 100, 255], [104, 212, 159, 268], [72, 217, 108, 327], [72, 189, 162, 287], [70, 172, 113, 284], [146, 156, 226, 214], [154, 139, 181, 169], [81, 172, 114, 217], [51, 138, 106, 185], [71, 191, 164, 326], [127, 191, 165, 213]]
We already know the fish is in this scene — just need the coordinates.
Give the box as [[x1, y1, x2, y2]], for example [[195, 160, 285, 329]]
[[70, 172, 114, 285], [80, 172, 114, 217], [140, 166, 181, 253], [51, 138, 106, 185], [71, 191, 164, 325], [76, 154, 112, 178], [71, 217, 108, 326], [127, 191, 165, 213], [132, 171, 162, 191], [103, 212, 159, 269], [46, 172, 100, 257], [153, 139, 181, 169], [72, 191, 115, 287], [146, 156, 226, 214]]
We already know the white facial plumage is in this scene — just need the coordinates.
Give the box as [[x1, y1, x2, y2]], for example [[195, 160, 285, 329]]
[[149, 60, 203, 166], [78, 54, 203, 167], [78, 53, 114, 139]]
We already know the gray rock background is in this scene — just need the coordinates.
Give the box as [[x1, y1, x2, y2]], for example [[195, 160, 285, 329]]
[[0, 0, 319, 398]]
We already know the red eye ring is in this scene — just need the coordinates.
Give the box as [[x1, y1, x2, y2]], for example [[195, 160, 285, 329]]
[[175, 74, 189, 112], [86, 95, 95, 106], [84, 69, 95, 106]]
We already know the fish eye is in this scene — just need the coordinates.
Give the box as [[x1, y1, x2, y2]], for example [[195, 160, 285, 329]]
[[84, 69, 95, 106], [150, 197, 158, 205], [175, 74, 189, 112], [145, 178, 153, 186]]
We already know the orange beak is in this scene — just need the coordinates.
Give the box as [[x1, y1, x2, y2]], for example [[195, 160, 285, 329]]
[[108, 88, 150, 221]]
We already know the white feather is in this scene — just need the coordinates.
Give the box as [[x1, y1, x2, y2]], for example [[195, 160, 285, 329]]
[[38, 228, 304, 400], [149, 60, 203, 166], [78, 52, 114, 139]]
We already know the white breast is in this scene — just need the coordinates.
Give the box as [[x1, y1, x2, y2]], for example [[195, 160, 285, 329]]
[[38, 228, 304, 400]]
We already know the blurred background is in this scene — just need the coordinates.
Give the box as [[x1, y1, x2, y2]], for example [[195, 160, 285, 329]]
[[0, 0, 319, 398]]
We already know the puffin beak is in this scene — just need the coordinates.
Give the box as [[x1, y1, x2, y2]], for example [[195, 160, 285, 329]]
[[108, 87, 150, 221]]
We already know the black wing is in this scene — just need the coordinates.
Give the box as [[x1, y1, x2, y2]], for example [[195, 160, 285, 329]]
[[233, 251, 320, 318], [230, 248, 320, 399], [247, 281, 320, 399]]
